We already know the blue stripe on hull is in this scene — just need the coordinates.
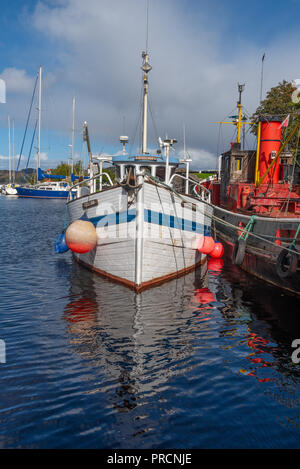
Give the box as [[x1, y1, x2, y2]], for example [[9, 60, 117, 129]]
[[89, 208, 211, 235], [16, 187, 68, 199]]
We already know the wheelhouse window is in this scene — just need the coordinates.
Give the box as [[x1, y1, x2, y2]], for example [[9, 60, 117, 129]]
[[156, 166, 166, 181], [140, 166, 151, 174], [234, 157, 242, 171]]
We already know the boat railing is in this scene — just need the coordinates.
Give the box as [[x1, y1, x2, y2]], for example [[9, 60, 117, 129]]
[[168, 173, 211, 203], [68, 172, 114, 201]]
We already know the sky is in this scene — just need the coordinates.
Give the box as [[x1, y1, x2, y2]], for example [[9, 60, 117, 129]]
[[1, 0, 300, 171]]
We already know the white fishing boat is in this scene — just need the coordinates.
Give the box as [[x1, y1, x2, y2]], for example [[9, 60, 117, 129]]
[[65, 49, 213, 291]]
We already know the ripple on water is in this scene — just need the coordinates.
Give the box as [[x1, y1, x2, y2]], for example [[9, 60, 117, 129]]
[[0, 196, 300, 448]]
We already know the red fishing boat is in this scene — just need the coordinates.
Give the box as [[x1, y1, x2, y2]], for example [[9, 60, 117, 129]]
[[207, 85, 300, 296]]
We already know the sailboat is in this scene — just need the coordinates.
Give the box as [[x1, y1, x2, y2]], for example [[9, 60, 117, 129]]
[[16, 67, 71, 199], [3, 116, 18, 195], [66, 48, 213, 292]]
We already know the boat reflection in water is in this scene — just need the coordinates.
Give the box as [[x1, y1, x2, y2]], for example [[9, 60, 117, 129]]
[[60, 257, 300, 447], [63, 260, 208, 411]]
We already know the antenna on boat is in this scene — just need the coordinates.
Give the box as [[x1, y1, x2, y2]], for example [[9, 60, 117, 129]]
[[162, 137, 177, 184], [217, 83, 253, 146], [83, 121, 92, 162], [260, 53, 266, 103], [141, 0, 152, 154], [146, 0, 149, 54], [120, 136, 129, 155], [182, 124, 192, 194], [120, 116, 128, 154]]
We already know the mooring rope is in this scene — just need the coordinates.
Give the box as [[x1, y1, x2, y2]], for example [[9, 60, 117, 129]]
[[145, 174, 300, 257]]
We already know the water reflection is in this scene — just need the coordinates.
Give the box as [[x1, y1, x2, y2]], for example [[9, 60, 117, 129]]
[[60, 256, 300, 441], [63, 262, 208, 411]]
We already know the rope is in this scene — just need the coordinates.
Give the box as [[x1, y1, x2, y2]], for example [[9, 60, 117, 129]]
[[284, 127, 300, 214], [212, 212, 300, 256], [290, 223, 300, 249], [145, 173, 300, 257], [23, 120, 37, 182], [238, 215, 255, 241]]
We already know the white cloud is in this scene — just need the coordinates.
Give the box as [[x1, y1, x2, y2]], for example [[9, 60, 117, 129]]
[[33, 152, 48, 161], [0, 154, 25, 161], [1, 1, 300, 170], [179, 148, 217, 170], [0, 68, 35, 94]]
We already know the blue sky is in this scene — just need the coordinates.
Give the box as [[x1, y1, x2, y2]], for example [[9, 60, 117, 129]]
[[1, 0, 300, 171]]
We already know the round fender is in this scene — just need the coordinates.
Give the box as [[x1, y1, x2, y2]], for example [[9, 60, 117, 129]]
[[232, 238, 246, 265], [275, 246, 299, 279]]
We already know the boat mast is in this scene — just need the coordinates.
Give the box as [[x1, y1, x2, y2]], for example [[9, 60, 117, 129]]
[[8, 115, 11, 183], [141, 0, 151, 154], [71, 97, 75, 174], [141, 52, 152, 154], [237, 83, 245, 144], [37, 66, 42, 182], [12, 119, 15, 183], [217, 83, 253, 146]]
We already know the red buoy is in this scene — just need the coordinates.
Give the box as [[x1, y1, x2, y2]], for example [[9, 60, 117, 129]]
[[209, 241, 224, 258], [208, 257, 224, 272], [194, 288, 215, 304], [198, 236, 215, 254]]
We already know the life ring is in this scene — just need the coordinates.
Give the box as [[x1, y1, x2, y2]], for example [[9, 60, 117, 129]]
[[275, 246, 299, 279], [232, 238, 246, 265]]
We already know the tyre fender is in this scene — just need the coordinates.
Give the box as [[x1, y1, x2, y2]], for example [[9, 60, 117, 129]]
[[232, 238, 246, 266], [275, 246, 299, 279]]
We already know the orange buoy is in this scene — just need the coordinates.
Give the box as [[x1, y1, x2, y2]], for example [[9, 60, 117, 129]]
[[198, 236, 215, 254], [209, 241, 224, 258], [275, 229, 282, 246], [65, 220, 97, 254]]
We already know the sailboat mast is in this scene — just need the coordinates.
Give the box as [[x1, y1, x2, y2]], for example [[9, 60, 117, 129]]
[[7, 116, 11, 184], [37, 66, 42, 181], [141, 1, 151, 154], [12, 119, 15, 183], [8, 115, 11, 183], [71, 97, 75, 174]]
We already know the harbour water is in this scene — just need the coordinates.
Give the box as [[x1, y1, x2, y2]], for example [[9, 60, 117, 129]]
[[0, 195, 300, 449]]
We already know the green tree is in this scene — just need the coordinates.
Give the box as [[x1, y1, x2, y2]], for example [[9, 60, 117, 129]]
[[51, 162, 71, 176], [251, 80, 300, 152], [73, 160, 85, 176]]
